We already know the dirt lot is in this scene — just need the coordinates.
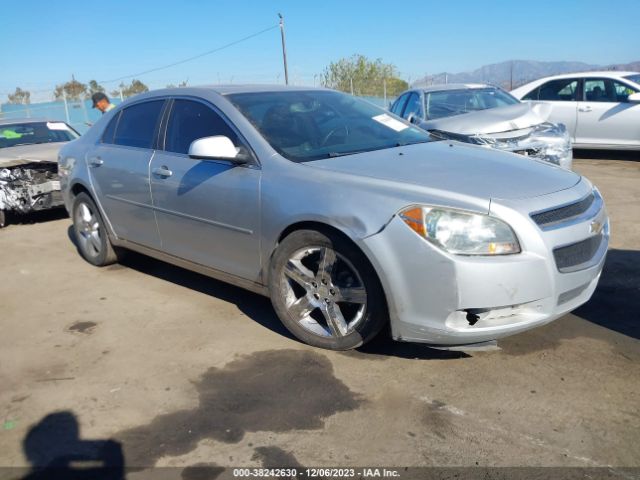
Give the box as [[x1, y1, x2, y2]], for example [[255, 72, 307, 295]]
[[0, 156, 639, 478]]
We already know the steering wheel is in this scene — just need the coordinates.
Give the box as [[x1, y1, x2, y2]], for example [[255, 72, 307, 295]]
[[320, 124, 350, 147]]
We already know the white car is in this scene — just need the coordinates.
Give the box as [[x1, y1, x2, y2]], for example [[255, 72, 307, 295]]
[[511, 71, 640, 150]]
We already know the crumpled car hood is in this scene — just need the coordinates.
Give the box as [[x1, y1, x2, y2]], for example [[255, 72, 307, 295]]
[[0, 143, 64, 168], [309, 141, 579, 201], [421, 102, 552, 135]]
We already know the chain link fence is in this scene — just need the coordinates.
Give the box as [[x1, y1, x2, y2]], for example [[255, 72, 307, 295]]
[[0, 97, 125, 135], [1, 79, 400, 135]]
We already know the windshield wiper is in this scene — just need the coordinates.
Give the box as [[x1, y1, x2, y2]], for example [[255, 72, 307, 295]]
[[327, 150, 367, 158], [396, 140, 430, 147]]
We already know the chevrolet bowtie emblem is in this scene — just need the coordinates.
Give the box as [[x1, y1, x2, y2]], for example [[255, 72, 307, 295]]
[[590, 220, 603, 235]]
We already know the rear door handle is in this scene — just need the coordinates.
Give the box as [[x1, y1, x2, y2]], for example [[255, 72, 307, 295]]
[[578, 106, 592, 112], [152, 166, 173, 178], [88, 157, 103, 167]]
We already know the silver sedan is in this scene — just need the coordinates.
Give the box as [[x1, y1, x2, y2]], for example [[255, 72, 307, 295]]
[[58, 86, 608, 350]]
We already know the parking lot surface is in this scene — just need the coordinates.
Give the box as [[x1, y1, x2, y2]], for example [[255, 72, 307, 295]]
[[0, 157, 638, 476]]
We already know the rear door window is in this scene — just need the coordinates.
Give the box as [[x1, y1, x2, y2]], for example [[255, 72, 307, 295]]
[[524, 79, 579, 101], [163, 99, 240, 155], [113, 100, 165, 149]]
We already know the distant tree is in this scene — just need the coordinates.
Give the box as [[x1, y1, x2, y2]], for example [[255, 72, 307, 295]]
[[86, 80, 105, 98], [54, 75, 87, 101], [7, 87, 31, 104], [322, 54, 408, 97], [165, 80, 188, 88]]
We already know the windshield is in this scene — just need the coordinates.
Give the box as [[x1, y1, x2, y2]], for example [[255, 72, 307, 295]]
[[227, 90, 433, 162], [0, 121, 79, 149], [425, 87, 520, 120], [624, 74, 640, 85]]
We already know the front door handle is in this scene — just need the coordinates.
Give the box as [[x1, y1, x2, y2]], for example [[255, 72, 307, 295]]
[[578, 106, 592, 112], [88, 157, 103, 167], [152, 166, 173, 178]]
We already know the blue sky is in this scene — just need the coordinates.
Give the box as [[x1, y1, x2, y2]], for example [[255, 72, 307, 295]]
[[2, 0, 638, 101]]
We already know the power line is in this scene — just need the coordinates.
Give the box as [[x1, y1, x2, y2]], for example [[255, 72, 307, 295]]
[[1, 23, 279, 96], [98, 24, 279, 84]]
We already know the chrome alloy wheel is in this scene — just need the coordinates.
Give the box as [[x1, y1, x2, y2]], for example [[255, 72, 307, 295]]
[[74, 202, 102, 258], [282, 246, 368, 338]]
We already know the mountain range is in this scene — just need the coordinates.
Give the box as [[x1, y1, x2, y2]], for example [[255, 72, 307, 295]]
[[412, 60, 640, 89]]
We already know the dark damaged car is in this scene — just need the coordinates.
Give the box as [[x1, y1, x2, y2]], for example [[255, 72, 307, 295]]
[[0, 119, 79, 227]]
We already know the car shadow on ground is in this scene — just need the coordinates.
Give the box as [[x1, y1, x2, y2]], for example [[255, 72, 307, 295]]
[[573, 248, 640, 340], [573, 149, 640, 161], [2, 207, 68, 229]]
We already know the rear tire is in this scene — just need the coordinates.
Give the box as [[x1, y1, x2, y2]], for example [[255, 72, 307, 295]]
[[0, 210, 6, 228], [72, 192, 118, 266], [269, 229, 387, 350]]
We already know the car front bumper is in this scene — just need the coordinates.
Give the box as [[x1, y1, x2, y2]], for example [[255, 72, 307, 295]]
[[360, 180, 608, 346]]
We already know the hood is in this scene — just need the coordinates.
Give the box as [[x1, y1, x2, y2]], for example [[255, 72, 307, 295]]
[[421, 102, 552, 135], [0, 143, 64, 168], [309, 141, 579, 201]]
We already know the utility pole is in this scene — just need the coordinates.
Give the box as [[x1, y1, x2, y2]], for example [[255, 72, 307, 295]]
[[383, 78, 387, 106], [278, 13, 289, 85], [510, 61, 514, 90], [62, 89, 70, 124]]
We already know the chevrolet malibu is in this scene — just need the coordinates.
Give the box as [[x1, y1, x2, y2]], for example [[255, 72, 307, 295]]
[[58, 86, 609, 351]]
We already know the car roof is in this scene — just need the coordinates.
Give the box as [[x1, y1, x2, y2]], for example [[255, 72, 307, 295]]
[[136, 84, 329, 98], [417, 83, 494, 93], [0, 117, 63, 126], [537, 70, 638, 80], [514, 71, 640, 92]]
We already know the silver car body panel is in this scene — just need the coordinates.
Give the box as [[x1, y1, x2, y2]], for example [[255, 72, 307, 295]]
[[59, 86, 608, 346]]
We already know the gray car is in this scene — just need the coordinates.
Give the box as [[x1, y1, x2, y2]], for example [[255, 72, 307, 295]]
[[391, 84, 573, 170], [58, 86, 608, 350]]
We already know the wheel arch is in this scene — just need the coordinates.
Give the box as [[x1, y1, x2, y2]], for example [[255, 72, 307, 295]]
[[70, 181, 92, 199], [269, 220, 391, 317]]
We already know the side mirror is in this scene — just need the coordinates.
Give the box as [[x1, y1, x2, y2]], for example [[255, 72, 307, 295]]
[[406, 113, 421, 125], [627, 92, 640, 103], [188, 136, 249, 164]]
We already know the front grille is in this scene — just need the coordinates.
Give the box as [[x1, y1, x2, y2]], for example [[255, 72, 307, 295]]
[[553, 234, 603, 272], [531, 193, 595, 227]]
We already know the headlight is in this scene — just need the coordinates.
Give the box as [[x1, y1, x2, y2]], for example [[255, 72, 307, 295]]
[[399, 206, 521, 255]]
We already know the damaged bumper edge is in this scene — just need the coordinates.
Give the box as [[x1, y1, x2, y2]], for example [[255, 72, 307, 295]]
[[429, 122, 573, 170]]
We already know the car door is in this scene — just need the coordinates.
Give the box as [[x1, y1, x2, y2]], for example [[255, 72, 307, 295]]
[[149, 98, 261, 280], [575, 78, 640, 148], [523, 78, 580, 140], [87, 100, 165, 248]]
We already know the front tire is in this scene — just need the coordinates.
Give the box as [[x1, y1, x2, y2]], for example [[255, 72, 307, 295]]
[[0, 210, 6, 228], [269, 229, 387, 350], [72, 192, 118, 266]]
